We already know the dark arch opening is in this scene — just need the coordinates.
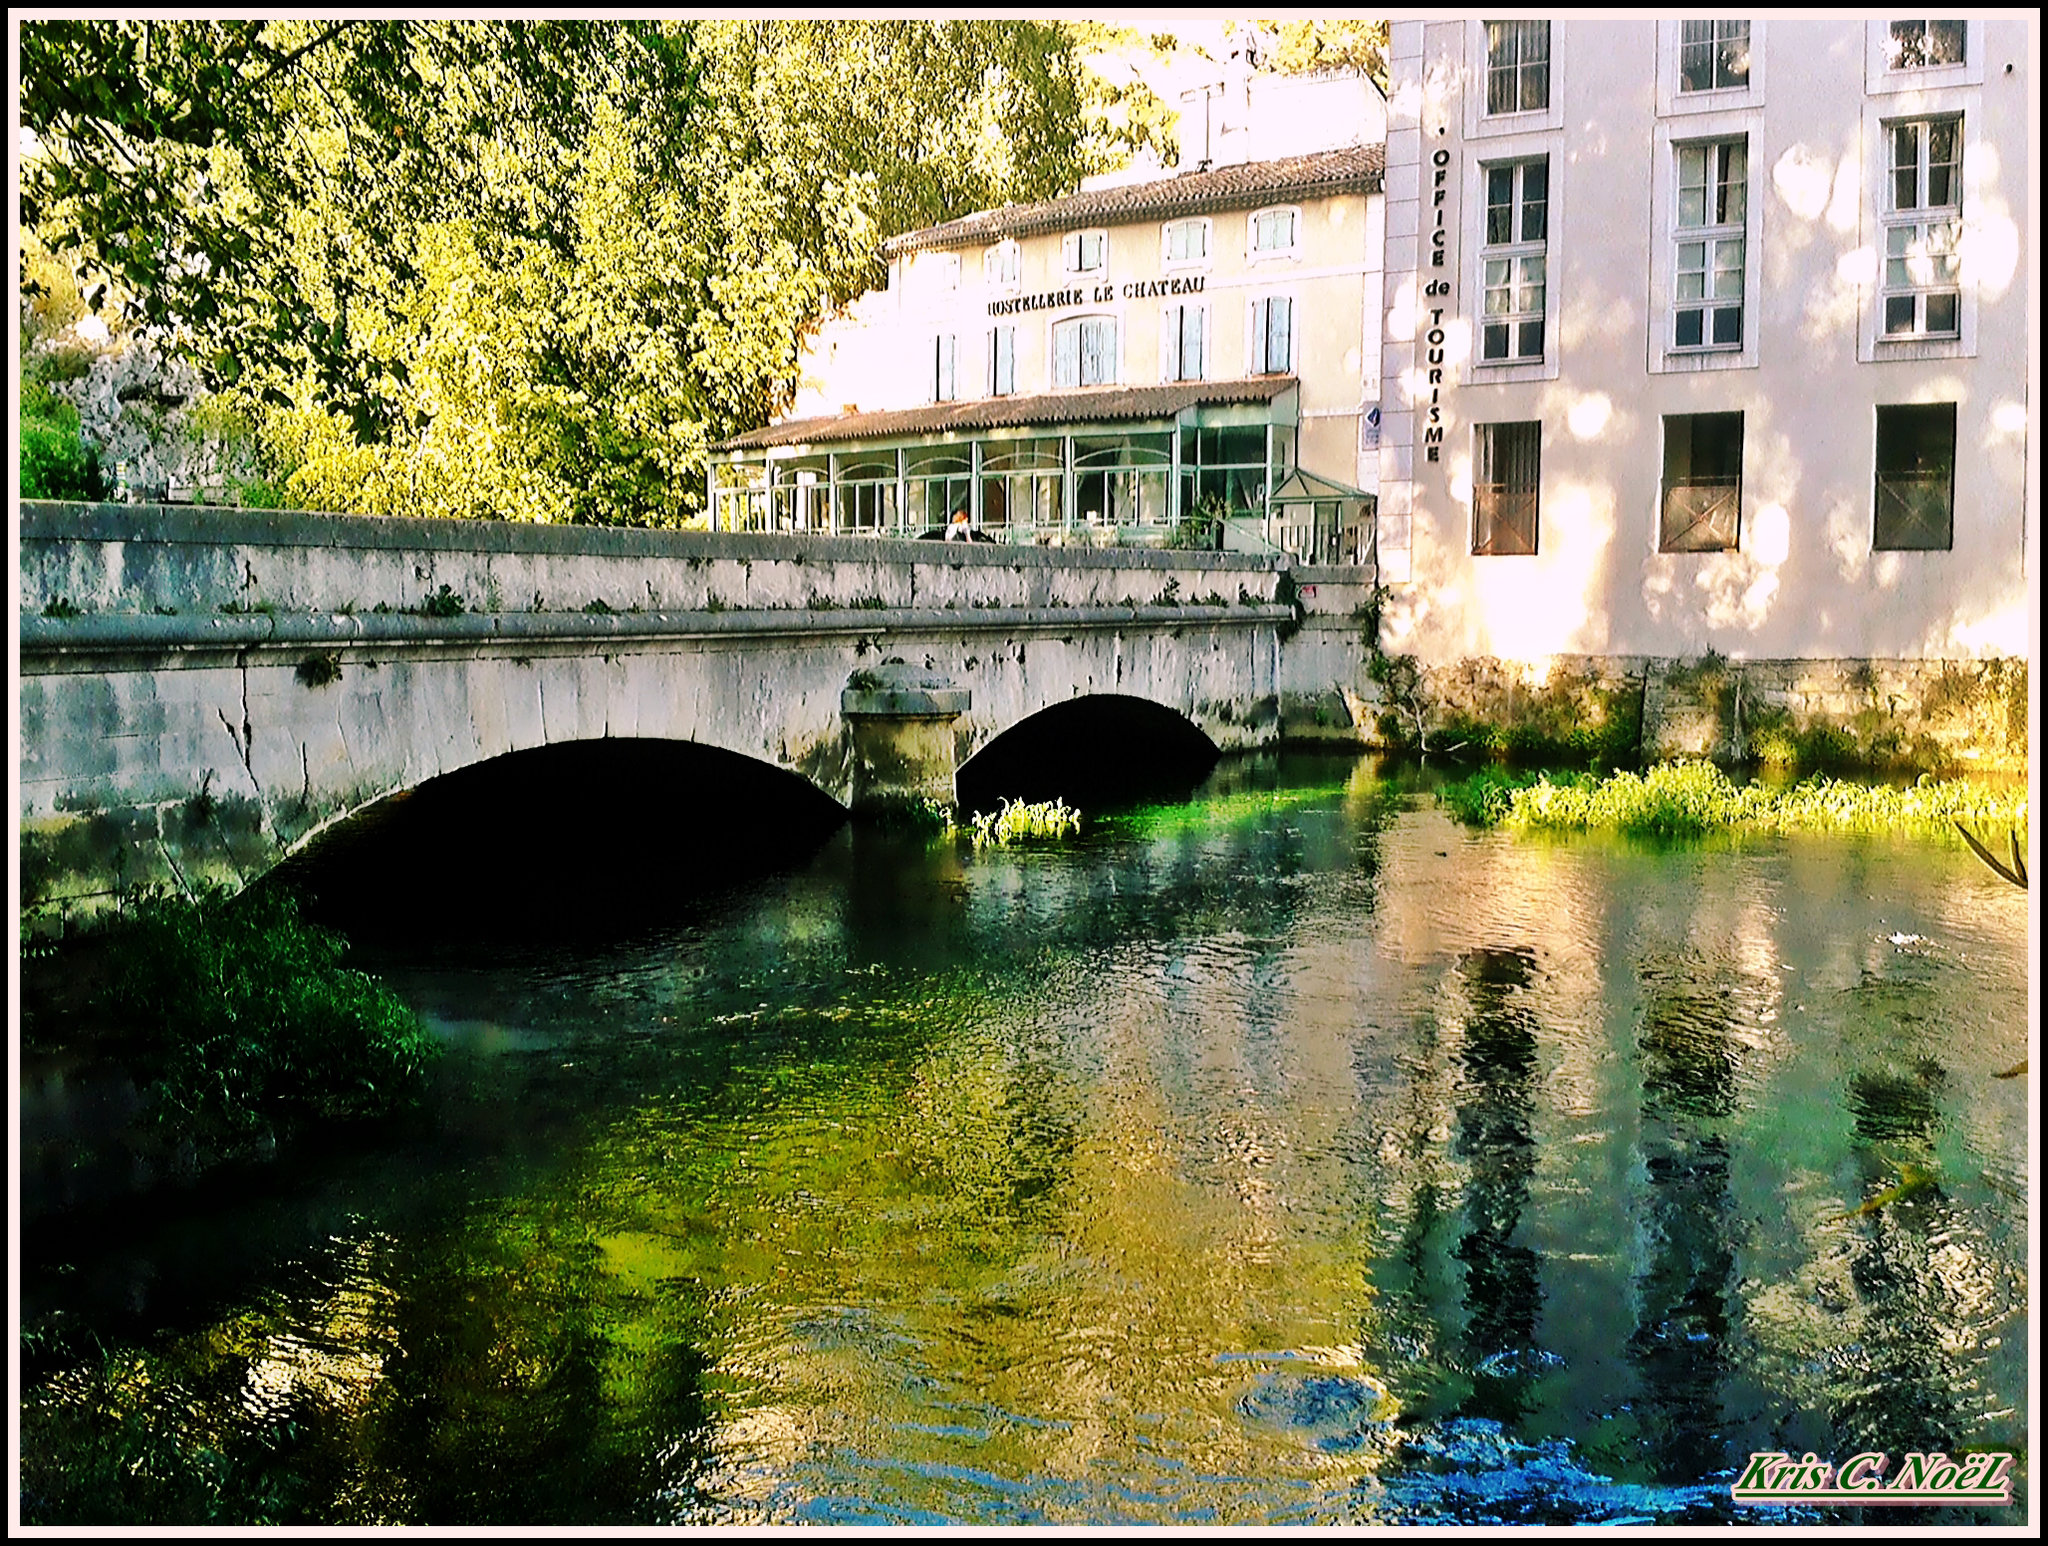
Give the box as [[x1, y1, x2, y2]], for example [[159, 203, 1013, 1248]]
[[955, 695, 1220, 816], [266, 740, 845, 943]]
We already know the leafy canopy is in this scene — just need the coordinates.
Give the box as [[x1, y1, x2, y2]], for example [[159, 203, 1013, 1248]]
[[19, 20, 1161, 524]]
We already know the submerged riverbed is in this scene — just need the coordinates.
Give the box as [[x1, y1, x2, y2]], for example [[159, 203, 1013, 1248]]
[[19, 752, 2031, 1524]]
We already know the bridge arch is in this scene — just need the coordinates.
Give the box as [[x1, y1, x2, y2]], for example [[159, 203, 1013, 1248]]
[[955, 694, 1221, 815], [267, 737, 848, 939]]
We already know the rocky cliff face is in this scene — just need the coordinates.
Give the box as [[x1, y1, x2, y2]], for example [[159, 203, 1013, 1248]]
[[32, 325, 256, 502]]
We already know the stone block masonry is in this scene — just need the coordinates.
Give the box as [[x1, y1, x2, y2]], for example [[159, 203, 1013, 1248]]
[[1347, 652, 2027, 773], [19, 502, 1381, 921]]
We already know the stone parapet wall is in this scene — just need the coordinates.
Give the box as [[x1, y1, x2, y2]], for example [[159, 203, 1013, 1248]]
[[21, 501, 1336, 622]]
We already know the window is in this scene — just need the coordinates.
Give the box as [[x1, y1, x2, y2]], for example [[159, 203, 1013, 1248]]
[[985, 242, 1020, 288], [1873, 403, 1955, 550], [1485, 20, 1550, 115], [1882, 118, 1961, 338], [1063, 230, 1107, 275], [1053, 315, 1117, 388], [1250, 207, 1298, 256], [1674, 139, 1745, 348], [1660, 412, 1743, 551], [1887, 19, 1966, 70], [1679, 20, 1750, 92], [1473, 421, 1540, 555], [1481, 158, 1547, 362], [988, 326, 1015, 396], [1163, 304, 1204, 382], [1163, 219, 1209, 265], [1250, 296, 1293, 375], [932, 334, 957, 403], [921, 252, 960, 293]]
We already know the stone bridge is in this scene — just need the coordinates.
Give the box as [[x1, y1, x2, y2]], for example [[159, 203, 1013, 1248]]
[[19, 502, 1377, 918]]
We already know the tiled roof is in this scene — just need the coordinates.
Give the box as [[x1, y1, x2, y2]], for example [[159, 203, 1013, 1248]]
[[881, 144, 1385, 257], [714, 378, 1298, 453]]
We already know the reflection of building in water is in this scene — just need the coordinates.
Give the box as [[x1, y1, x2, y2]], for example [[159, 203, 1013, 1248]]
[[710, 69, 1386, 564], [1830, 1058, 1980, 1471], [1626, 967, 1745, 1483], [1376, 18, 2028, 669], [1450, 945, 1544, 1424]]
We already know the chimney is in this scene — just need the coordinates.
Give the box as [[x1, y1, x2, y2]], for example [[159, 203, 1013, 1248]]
[[1180, 82, 1221, 171]]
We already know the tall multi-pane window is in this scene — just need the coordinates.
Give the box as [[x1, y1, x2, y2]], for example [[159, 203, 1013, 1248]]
[[1481, 158, 1547, 362], [1473, 421, 1541, 555], [988, 326, 1016, 396], [985, 242, 1020, 287], [1887, 19, 1966, 69], [1052, 315, 1117, 388], [1660, 412, 1744, 551], [932, 334, 957, 402], [1883, 118, 1961, 337], [1163, 305, 1204, 382], [1674, 139, 1745, 348], [1485, 20, 1550, 115], [1063, 230, 1107, 274], [1250, 297, 1293, 374], [1873, 403, 1956, 550], [1679, 20, 1750, 91]]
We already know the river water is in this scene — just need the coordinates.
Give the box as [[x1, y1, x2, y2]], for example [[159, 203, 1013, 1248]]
[[19, 752, 2031, 1524]]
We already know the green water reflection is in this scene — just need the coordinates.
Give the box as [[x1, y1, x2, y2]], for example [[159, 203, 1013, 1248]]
[[20, 753, 2030, 1524]]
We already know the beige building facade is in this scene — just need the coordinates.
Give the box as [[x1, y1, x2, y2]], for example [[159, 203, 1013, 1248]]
[[712, 73, 1388, 564]]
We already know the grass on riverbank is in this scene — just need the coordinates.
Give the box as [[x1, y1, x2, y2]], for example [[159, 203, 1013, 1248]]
[[71, 887, 439, 1159], [1440, 761, 2028, 841]]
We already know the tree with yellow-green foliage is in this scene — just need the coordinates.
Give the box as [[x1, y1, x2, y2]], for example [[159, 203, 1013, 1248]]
[[20, 20, 1165, 525]]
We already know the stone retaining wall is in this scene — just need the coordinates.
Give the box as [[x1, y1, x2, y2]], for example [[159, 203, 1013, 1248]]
[[1349, 653, 2028, 773]]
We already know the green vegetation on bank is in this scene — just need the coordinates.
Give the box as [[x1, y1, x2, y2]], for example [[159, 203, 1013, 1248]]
[[66, 887, 439, 1159], [1439, 761, 2028, 842]]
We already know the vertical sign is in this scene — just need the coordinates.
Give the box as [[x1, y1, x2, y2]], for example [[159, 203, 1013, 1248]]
[[1424, 145, 1453, 461]]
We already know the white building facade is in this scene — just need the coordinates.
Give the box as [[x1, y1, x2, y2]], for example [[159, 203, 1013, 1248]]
[[1375, 16, 2030, 666]]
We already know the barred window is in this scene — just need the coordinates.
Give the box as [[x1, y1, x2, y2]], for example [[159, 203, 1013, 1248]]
[[1660, 412, 1743, 552], [1873, 403, 1955, 550], [1473, 421, 1540, 555]]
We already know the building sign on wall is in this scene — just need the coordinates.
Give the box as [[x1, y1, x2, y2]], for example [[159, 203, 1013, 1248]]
[[1424, 144, 1452, 462], [988, 275, 1204, 317]]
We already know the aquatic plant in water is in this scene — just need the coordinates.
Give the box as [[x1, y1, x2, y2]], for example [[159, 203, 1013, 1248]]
[[968, 797, 1083, 849], [1442, 761, 2027, 842]]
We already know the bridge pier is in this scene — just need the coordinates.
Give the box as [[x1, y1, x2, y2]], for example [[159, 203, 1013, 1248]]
[[841, 665, 970, 816]]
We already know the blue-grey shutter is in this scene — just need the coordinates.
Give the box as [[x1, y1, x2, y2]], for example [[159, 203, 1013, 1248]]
[[1054, 321, 1079, 387]]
